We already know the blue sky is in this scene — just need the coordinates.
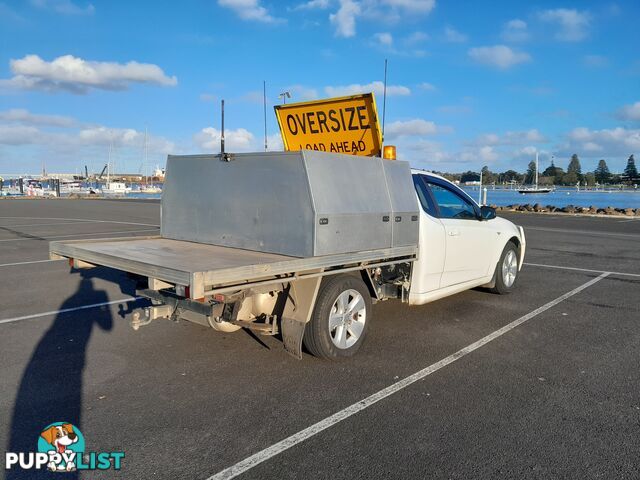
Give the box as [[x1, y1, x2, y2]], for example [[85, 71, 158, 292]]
[[0, 0, 639, 176]]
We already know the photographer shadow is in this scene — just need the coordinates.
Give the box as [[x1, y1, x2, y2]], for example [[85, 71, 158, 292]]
[[6, 268, 131, 479]]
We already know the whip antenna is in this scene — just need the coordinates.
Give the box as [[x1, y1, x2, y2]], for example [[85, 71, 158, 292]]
[[220, 99, 225, 156], [263, 81, 268, 151], [382, 58, 388, 150]]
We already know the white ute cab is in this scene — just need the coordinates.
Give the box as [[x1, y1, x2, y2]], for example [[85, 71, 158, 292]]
[[50, 151, 526, 361], [409, 169, 526, 304]]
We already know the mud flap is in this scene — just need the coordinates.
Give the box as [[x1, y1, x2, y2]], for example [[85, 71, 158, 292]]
[[281, 317, 306, 360], [280, 271, 323, 359]]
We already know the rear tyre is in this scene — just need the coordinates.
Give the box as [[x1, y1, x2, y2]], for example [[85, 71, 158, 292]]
[[303, 275, 372, 359], [490, 241, 519, 294]]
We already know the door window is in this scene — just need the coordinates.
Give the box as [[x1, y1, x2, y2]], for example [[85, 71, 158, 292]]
[[412, 175, 438, 217], [427, 183, 477, 220]]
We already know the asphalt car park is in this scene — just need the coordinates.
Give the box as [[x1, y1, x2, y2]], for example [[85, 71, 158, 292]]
[[1, 200, 638, 479]]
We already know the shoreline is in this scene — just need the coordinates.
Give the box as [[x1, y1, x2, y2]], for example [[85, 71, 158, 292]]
[[492, 203, 639, 217], [2, 195, 638, 217]]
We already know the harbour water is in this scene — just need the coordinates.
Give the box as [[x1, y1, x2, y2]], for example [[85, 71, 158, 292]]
[[2, 183, 639, 209], [462, 187, 640, 209]]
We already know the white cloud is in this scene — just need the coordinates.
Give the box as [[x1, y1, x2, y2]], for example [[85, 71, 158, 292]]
[[468, 45, 531, 69], [373, 32, 393, 46], [0, 122, 174, 154], [0, 125, 43, 145], [561, 127, 640, 156], [193, 126, 284, 153], [583, 54, 608, 68], [0, 54, 177, 94], [512, 146, 540, 159], [330, 0, 435, 38], [404, 31, 428, 45], [76, 126, 174, 152], [404, 139, 455, 165], [474, 129, 546, 146], [292, 0, 330, 10], [501, 19, 529, 42], [385, 119, 450, 138], [330, 0, 360, 37], [325, 80, 410, 97], [419, 82, 436, 91], [286, 84, 319, 101], [30, 0, 94, 15], [266, 133, 284, 151], [460, 146, 499, 163], [194, 127, 255, 152], [616, 101, 640, 122], [539, 8, 590, 42], [0, 108, 75, 127], [217, 0, 283, 23], [443, 26, 467, 43], [370, 31, 426, 57]]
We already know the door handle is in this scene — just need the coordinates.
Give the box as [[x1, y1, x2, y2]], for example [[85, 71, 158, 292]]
[[448, 229, 460, 236]]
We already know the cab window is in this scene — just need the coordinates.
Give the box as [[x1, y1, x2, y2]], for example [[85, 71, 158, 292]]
[[412, 175, 438, 217], [426, 182, 477, 220]]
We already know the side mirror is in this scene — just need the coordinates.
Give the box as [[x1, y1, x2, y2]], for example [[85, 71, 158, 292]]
[[480, 205, 496, 221]]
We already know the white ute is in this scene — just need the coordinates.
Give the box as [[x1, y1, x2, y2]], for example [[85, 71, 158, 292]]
[[409, 169, 526, 305], [50, 151, 525, 360]]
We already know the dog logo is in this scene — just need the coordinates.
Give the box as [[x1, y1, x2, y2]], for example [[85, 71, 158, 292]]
[[37, 422, 85, 472], [5, 421, 124, 472]]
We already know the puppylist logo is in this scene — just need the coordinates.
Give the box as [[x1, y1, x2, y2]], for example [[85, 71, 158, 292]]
[[5, 422, 124, 473]]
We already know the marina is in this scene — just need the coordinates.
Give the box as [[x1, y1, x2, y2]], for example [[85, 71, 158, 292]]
[[2, 178, 638, 210]]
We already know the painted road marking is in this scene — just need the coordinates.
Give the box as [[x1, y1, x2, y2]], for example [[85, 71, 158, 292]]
[[0, 228, 159, 242], [207, 272, 610, 480], [0, 221, 105, 228], [0, 297, 143, 325], [0, 259, 64, 268], [0, 216, 159, 227], [525, 262, 640, 278], [525, 226, 638, 239]]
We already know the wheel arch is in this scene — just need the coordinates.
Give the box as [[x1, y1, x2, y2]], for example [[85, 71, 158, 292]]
[[507, 235, 522, 267]]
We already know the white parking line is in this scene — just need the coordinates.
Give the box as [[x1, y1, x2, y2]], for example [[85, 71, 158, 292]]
[[525, 226, 638, 239], [0, 216, 159, 227], [0, 228, 159, 242], [525, 262, 640, 278], [0, 297, 142, 325], [207, 272, 610, 480], [0, 259, 64, 267], [0, 222, 102, 228]]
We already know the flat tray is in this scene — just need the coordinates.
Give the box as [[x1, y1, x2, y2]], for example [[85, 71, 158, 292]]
[[50, 236, 417, 295]]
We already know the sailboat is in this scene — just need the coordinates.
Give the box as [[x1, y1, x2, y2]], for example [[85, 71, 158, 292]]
[[139, 128, 162, 194], [102, 142, 131, 195], [518, 152, 552, 194]]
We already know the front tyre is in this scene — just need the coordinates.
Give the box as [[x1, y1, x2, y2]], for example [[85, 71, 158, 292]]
[[303, 275, 372, 359], [491, 241, 520, 294]]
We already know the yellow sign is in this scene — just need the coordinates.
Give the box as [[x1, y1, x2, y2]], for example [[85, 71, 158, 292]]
[[274, 93, 382, 157]]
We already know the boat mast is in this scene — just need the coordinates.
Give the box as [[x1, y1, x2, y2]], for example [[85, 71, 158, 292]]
[[144, 127, 148, 186], [535, 152, 539, 188], [107, 141, 111, 185]]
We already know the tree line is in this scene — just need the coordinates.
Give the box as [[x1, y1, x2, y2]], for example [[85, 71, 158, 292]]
[[435, 154, 638, 186]]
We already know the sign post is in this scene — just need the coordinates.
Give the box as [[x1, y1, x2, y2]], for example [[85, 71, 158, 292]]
[[274, 93, 383, 157]]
